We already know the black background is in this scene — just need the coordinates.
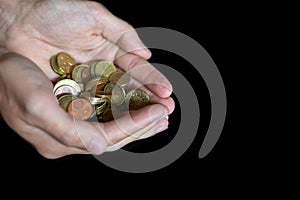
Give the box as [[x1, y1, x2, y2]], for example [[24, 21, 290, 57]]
[[0, 0, 248, 186]]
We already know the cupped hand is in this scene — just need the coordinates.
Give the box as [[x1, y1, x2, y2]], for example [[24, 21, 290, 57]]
[[0, 0, 175, 158], [0, 53, 169, 158]]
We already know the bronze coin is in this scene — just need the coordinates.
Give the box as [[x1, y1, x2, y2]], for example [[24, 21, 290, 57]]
[[67, 98, 93, 120], [92, 81, 107, 95]]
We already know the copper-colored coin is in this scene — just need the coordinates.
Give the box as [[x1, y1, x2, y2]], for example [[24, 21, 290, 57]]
[[102, 109, 114, 122], [67, 98, 93, 120], [56, 52, 76, 74], [109, 71, 131, 87], [85, 78, 108, 92], [92, 81, 107, 95]]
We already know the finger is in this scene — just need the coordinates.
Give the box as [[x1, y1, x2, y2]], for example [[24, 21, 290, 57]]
[[16, 119, 88, 159], [126, 76, 175, 114], [20, 83, 108, 155], [114, 53, 173, 98], [0, 53, 107, 154], [95, 3, 151, 59], [92, 104, 168, 145], [29, 96, 108, 155], [106, 118, 169, 152]]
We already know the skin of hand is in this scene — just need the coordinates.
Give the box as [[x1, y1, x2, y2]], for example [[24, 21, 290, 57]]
[[0, 0, 175, 158]]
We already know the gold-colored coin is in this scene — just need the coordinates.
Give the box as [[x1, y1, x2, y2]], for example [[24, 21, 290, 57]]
[[58, 94, 76, 111], [50, 55, 65, 75], [53, 79, 81, 94], [80, 91, 110, 105], [71, 64, 89, 83], [103, 83, 116, 94], [111, 85, 126, 106], [89, 97, 108, 105], [78, 83, 84, 91], [109, 71, 131, 87], [56, 52, 76, 74], [91, 61, 117, 79], [95, 100, 109, 116], [80, 91, 93, 100], [126, 89, 150, 110]]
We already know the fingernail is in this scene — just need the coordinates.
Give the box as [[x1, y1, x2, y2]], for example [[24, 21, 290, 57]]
[[157, 126, 168, 133], [142, 48, 151, 55], [88, 137, 105, 155], [149, 105, 167, 121]]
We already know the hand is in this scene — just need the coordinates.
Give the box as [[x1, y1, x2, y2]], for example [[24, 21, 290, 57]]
[[0, 0, 175, 158]]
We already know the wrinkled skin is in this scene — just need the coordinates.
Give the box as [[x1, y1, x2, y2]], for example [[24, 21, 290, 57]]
[[0, 0, 174, 158]]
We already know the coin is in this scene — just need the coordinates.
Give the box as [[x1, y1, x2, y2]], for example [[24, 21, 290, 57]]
[[102, 109, 114, 122], [53, 79, 81, 94], [50, 55, 64, 75], [56, 52, 76, 74], [58, 94, 76, 111], [92, 81, 107, 95], [89, 96, 109, 105], [80, 91, 93, 100], [126, 89, 150, 110], [54, 85, 79, 97], [111, 85, 126, 106], [71, 64, 89, 83], [109, 71, 131, 87], [81, 66, 91, 84], [95, 100, 109, 116], [68, 98, 93, 120], [103, 83, 116, 94], [91, 60, 117, 79], [85, 77, 108, 92]]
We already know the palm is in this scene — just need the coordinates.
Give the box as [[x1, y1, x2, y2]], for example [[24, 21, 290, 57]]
[[6, 0, 136, 80]]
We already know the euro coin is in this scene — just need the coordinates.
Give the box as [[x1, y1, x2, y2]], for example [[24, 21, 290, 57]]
[[111, 85, 126, 106], [91, 60, 117, 79], [58, 94, 76, 111], [67, 98, 93, 120], [126, 89, 150, 110], [71, 64, 89, 83], [95, 101, 109, 116], [54, 85, 80, 97], [103, 83, 116, 94], [109, 71, 131, 87], [85, 77, 108, 92], [50, 55, 64, 75], [102, 109, 114, 122], [56, 52, 76, 74], [53, 79, 81, 95]]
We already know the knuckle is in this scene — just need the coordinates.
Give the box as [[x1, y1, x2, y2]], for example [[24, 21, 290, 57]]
[[23, 93, 48, 116]]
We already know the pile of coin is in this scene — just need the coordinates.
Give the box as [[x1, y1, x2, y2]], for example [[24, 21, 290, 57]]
[[50, 52, 150, 122]]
